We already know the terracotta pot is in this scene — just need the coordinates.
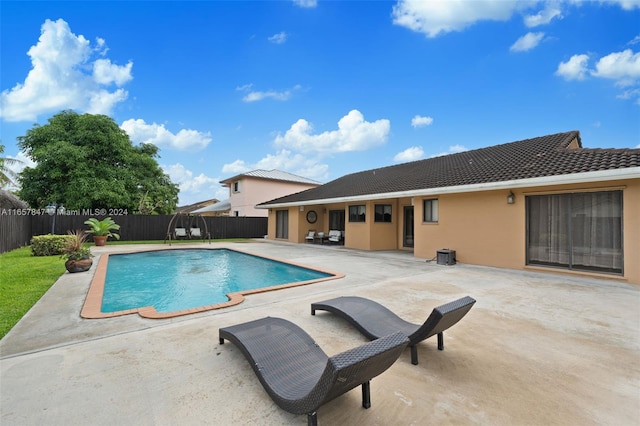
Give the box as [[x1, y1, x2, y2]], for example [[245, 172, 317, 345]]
[[65, 257, 93, 273], [93, 236, 108, 246]]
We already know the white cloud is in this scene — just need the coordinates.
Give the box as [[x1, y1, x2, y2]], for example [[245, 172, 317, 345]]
[[0, 19, 133, 122], [612, 0, 640, 10], [93, 59, 133, 85], [274, 109, 390, 154], [591, 49, 640, 86], [394, 146, 424, 163], [556, 49, 640, 103], [510, 32, 545, 52], [556, 54, 590, 80], [411, 115, 433, 128], [392, 0, 524, 38], [431, 144, 469, 157], [268, 32, 288, 44], [391, 1, 635, 38], [222, 150, 329, 182], [630, 35, 640, 45], [162, 163, 226, 206], [221, 160, 249, 174], [523, 7, 562, 27], [292, 0, 317, 8], [238, 84, 301, 102], [616, 88, 640, 104], [121, 118, 212, 152]]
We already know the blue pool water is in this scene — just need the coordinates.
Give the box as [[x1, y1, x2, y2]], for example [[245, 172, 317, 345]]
[[102, 249, 333, 313]]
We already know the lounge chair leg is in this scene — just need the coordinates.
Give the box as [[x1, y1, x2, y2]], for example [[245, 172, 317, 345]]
[[311, 307, 315, 315], [410, 345, 418, 365], [437, 332, 444, 350], [307, 412, 318, 426], [361, 381, 371, 408], [219, 338, 224, 344]]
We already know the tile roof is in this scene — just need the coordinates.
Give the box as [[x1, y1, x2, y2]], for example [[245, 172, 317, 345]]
[[259, 131, 640, 206], [220, 169, 321, 185]]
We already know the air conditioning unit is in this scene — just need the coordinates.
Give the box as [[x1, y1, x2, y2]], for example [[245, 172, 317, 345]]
[[436, 249, 456, 266]]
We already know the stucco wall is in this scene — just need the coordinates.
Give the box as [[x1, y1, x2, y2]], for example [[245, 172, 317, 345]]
[[266, 178, 639, 284], [412, 180, 639, 283], [230, 178, 318, 217], [413, 190, 524, 266]]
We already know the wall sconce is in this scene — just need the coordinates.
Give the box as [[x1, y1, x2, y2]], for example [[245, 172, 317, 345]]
[[507, 191, 515, 204], [300, 206, 305, 211]]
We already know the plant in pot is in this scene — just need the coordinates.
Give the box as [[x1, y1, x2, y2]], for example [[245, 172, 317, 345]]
[[84, 217, 121, 246], [61, 230, 93, 273]]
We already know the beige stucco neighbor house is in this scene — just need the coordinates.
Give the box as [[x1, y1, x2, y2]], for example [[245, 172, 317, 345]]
[[258, 131, 640, 284], [219, 169, 320, 217]]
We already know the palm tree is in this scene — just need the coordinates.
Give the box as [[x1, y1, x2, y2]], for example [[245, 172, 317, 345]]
[[0, 143, 22, 188]]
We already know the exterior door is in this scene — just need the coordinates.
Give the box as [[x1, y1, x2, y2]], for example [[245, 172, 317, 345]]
[[276, 210, 288, 239], [403, 206, 414, 248]]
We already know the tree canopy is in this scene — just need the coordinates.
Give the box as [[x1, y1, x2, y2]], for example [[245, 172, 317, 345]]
[[17, 110, 179, 214]]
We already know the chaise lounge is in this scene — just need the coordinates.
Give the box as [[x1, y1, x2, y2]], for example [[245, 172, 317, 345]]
[[311, 296, 476, 365], [219, 316, 408, 425]]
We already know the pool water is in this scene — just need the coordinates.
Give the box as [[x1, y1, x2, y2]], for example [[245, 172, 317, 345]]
[[102, 248, 333, 313]]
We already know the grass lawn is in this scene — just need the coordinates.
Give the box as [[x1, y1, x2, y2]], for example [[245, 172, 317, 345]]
[[0, 239, 251, 339], [0, 247, 66, 339]]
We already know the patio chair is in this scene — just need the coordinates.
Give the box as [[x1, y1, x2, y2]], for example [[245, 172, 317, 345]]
[[311, 296, 476, 365], [305, 230, 315, 243], [190, 227, 202, 238], [327, 230, 341, 244], [174, 227, 188, 239], [219, 317, 408, 426]]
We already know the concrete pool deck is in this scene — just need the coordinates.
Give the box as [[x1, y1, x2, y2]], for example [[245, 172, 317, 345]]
[[1, 240, 639, 425]]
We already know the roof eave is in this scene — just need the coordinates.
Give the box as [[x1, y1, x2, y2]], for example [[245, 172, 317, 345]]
[[256, 167, 640, 209]]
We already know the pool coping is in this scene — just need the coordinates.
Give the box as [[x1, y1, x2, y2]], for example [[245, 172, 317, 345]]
[[80, 246, 345, 319]]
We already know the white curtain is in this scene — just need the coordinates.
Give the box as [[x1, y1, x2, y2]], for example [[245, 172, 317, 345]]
[[527, 191, 623, 273]]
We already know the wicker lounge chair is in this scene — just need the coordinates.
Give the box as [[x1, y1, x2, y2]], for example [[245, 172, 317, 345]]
[[311, 296, 476, 365], [219, 317, 408, 426]]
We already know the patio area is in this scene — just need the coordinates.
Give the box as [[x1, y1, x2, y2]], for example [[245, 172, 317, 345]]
[[1, 240, 639, 425]]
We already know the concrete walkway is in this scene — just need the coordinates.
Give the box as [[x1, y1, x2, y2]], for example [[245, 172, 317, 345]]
[[1, 240, 639, 425]]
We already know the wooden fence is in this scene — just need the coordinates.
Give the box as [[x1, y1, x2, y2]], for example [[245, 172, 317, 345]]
[[0, 214, 268, 254]]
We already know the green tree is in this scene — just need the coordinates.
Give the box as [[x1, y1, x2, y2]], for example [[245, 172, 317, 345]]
[[17, 110, 179, 213]]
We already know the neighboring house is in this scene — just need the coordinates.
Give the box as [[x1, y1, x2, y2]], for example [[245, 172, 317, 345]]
[[191, 199, 231, 216], [175, 198, 219, 214], [220, 169, 320, 217], [258, 131, 640, 284]]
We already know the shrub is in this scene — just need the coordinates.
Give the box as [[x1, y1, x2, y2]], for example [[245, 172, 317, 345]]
[[30, 234, 73, 256], [61, 230, 92, 261]]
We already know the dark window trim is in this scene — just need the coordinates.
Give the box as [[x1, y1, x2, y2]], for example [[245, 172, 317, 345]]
[[374, 204, 392, 223]]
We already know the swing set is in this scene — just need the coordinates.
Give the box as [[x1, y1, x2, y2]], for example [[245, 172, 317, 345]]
[[164, 211, 211, 245]]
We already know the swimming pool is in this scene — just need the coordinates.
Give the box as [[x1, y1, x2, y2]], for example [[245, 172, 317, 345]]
[[81, 247, 343, 319]]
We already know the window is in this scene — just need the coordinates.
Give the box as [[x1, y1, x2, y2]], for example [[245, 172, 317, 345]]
[[276, 210, 288, 239], [526, 191, 623, 274], [374, 204, 392, 222], [349, 205, 366, 222], [233, 181, 240, 192], [423, 199, 438, 222]]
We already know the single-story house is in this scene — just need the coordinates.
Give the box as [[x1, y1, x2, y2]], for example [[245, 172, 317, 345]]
[[257, 131, 640, 284]]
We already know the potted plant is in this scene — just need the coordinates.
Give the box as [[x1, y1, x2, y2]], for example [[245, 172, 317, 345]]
[[84, 216, 121, 246], [61, 230, 93, 273]]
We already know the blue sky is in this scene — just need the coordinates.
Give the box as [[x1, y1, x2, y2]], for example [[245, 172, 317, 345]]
[[1, 1, 639, 206]]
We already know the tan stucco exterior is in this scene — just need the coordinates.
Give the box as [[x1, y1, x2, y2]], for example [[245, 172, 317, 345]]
[[266, 179, 640, 284], [225, 176, 318, 217]]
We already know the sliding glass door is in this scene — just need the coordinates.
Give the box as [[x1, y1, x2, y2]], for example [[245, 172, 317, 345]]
[[526, 191, 623, 274]]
